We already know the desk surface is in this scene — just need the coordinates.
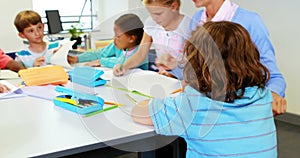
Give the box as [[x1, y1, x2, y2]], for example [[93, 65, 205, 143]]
[[0, 69, 181, 158]]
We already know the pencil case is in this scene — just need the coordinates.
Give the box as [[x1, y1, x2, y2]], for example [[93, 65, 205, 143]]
[[18, 65, 69, 86], [53, 86, 104, 114], [68, 66, 107, 87]]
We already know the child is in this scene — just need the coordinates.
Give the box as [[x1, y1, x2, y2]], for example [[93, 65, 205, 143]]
[[113, 0, 191, 79], [14, 10, 60, 68], [131, 21, 277, 157], [67, 13, 148, 70], [0, 48, 25, 72]]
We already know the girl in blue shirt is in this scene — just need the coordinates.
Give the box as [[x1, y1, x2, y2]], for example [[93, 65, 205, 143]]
[[67, 14, 148, 70], [132, 21, 277, 158]]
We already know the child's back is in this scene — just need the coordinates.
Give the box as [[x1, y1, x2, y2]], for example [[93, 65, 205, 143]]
[[132, 21, 276, 158]]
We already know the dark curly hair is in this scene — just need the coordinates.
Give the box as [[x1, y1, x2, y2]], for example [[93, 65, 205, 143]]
[[114, 14, 144, 45]]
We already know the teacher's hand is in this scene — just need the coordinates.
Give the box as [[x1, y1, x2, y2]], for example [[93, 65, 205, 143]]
[[272, 92, 287, 116]]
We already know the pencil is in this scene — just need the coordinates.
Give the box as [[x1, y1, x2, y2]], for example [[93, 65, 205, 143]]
[[171, 88, 183, 94], [120, 48, 128, 70], [84, 105, 118, 117], [104, 101, 124, 106], [126, 94, 137, 104]]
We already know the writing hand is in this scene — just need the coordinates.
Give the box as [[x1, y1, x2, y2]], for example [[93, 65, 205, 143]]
[[272, 92, 287, 116], [33, 57, 45, 67], [155, 53, 178, 70], [67, 55, 78, 64], [113, 64, 126, 76], [158, 69, 176, 78]]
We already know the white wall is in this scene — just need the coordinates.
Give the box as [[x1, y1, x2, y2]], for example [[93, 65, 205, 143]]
[[0, 0, 32, 52], [230, 0, 300, 115]]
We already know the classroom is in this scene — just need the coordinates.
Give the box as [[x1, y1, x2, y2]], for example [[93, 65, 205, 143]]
[[0, 0, 299, 158]]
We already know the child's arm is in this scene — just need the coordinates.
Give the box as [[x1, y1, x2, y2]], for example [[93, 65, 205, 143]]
[[114, 32, 152, 76], [131, 99, 153, 126], [5, 60, 25, 72], [76, 43, 117, 63]]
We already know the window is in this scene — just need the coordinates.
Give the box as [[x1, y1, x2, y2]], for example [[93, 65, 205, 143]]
[[32, 0, 97, 34]]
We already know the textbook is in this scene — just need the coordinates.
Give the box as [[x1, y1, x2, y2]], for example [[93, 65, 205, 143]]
[[50, 40, 76, 69]]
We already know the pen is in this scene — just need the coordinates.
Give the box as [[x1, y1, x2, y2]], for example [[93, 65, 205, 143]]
[[84, 105, 118, 117], [126, 94, 137, 104]]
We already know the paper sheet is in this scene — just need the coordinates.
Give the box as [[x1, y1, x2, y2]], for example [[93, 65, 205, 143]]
[[0, 70, 20, 79], [50, 40, 76, 69], [0, 80, 24, 98], [20, 85, 60, 101]]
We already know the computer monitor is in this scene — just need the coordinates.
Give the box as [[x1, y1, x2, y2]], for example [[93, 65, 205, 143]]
[[45, 10, 63, 34]]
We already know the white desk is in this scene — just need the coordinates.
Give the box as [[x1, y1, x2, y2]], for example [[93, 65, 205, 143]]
[[0, 69, 181, 158]]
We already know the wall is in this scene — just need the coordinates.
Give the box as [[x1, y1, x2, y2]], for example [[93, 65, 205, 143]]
[[0, 0, 32, 52], [231, 0, 300, 115]]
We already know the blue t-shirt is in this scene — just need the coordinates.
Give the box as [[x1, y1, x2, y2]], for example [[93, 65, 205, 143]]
[[150, 86, 276, 158]]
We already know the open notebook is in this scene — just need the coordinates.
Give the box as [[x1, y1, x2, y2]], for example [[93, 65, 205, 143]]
[[111, 70, 182, 98], [50, 40, 76, 69]]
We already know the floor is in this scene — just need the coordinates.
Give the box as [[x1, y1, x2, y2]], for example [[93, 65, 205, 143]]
[[276, 119, 300, 158], [64, 114, 300, 158]]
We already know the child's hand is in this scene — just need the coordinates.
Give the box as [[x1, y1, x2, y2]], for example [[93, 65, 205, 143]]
[[67, 55, 78, 64], [113, 64, 126, 76], [84, 60, 101, 67], [155, 53, 178, 70], [33, 57, 45, 67], [0, 83, 10, 93], [131, 99, 153, 126], [158, 69, 176, 79]]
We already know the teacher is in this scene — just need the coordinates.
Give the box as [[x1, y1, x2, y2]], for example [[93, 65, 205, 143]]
[[190, 0, 287, 115]]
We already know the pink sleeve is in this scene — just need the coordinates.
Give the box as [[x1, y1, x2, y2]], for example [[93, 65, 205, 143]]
[[0, 49, 12, 69]]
